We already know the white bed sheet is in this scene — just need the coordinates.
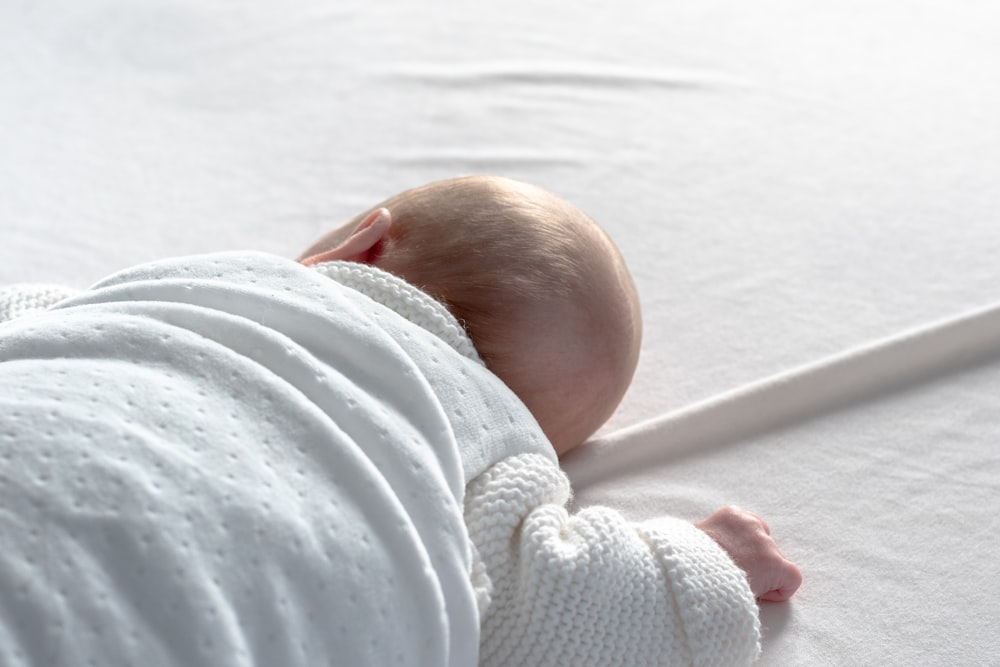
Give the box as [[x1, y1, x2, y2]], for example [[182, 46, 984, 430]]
[[3, 1, 999, 664]]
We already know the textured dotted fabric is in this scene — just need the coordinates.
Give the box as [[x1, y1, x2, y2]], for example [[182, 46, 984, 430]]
[[0, 252, 545, 667], [310, 261, 555, 486], [0, 283, 80, 322]]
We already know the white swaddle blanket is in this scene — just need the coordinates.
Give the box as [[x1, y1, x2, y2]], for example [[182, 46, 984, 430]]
[[0, 252, 552, 667]]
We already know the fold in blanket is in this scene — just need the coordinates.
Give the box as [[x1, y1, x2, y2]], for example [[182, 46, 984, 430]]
[[566, 299, 1000, 484], [0, 252, 496, 667]]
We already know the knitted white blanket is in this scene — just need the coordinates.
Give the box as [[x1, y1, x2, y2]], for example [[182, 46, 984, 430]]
[[0, 252, 556, 667]]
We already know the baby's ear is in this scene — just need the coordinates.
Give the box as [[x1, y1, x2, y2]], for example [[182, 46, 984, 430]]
[[300, 208, 391, 266]]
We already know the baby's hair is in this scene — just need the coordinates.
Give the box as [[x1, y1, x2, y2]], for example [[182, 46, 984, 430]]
[[359, 176, 602, 371], [343, 175, 640, 452]]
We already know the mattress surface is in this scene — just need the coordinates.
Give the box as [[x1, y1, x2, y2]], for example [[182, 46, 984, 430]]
[[2, 1, 999, 664]]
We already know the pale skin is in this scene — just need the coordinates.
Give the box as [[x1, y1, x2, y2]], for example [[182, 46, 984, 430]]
[[299, 178, 802, 603]]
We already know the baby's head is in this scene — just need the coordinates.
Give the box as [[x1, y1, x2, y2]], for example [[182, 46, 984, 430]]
[[299, 176, 641, 455]]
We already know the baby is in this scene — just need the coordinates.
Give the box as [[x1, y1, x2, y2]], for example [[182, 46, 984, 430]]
[[298, 176, 802, 655], [0, 176, 800, 667]]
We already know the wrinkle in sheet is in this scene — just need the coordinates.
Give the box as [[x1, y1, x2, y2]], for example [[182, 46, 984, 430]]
[[382, 61, 752, 93]]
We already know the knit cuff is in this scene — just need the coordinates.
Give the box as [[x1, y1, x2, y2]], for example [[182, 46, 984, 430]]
[[637, 516, 761, 667]]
